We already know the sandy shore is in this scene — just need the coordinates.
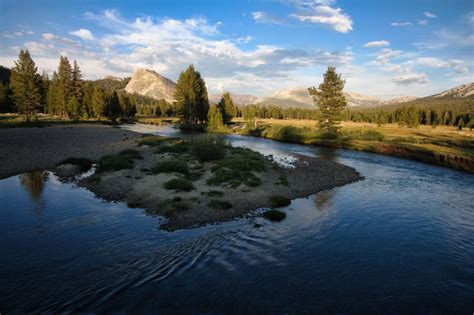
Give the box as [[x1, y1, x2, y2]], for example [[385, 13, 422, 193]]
[[0, 125, 141, 179]]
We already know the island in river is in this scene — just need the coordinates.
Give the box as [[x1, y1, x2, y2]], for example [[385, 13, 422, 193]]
[[0, 124, 362, 230]]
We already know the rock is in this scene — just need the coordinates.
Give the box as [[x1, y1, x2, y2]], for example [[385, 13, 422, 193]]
[[124, 68, 177, 103]]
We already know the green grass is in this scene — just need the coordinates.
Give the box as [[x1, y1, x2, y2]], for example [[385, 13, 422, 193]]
[[155, 140, 189, 154], [158, 198, 190, 213], [163, 178, 195, 192], [201, 190, 224, 197], [190, 135, 227, 161], [138, 135, 170, 146], [152, 160, 189, 175], [57, 157, 93, 172], [263, 209, 286, 222], [207, 199, 233, 210], [119, 149, 143, 160], [269, 195, 291, 208], [97, 154, 133, 172]]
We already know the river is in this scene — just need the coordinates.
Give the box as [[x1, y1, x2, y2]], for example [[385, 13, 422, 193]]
[[0, 124, 473, 313]]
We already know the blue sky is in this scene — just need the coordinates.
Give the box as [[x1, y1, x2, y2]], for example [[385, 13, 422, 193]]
[[0, 0, 473, 98]]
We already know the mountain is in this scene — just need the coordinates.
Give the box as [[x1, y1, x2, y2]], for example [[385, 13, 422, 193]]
[[381, 96, 419, 105], [209, 93, 259, 105], [125, 68, 177, 103], [429, 82, 474, 99]]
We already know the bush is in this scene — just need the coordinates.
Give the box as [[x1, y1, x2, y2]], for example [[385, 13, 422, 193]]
[[155, 140, 189, 154], [190, 135, 227, 161], [269, 195, 291, 208], [58, 157, 93, 172], [208, 199, 232, 210], [119, 149, 143, 160], [207, 155, 265, 188], [346, 129, 384, 141], [97, 154, 133, 172], [263, 209, 286, 222], [138, 135, 169, 146], [201, 190, 224, 197], [152, 160, 189, 175], [163, 178, 195, 192]]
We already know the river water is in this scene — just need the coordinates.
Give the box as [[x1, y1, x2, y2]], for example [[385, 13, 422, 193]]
[[1, 124, 473, 313]]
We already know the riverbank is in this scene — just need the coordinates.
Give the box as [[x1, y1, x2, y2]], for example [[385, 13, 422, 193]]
[[0, 125, 142, 179], [79, 135, 362, 230]]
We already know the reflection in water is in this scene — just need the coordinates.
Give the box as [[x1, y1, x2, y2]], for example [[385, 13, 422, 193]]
[[318, 147, 338, 162], [313, 190, 334, 211], [19, 171, 48, 200]]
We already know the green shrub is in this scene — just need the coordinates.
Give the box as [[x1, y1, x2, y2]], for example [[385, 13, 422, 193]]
[[97, 154, 133, 172], [201, 190, 224, 197], [269, 195, 291, 208], [208, 199, 232, 210], [190, 135, 227, 161], [263, 209, 286, 222], [138, 135, 170, 146], [207, 153, 265, 188], [346, 129, 384, 141], [119, 149, 143, 160], [390, 136, 417, 143], [163, 178, 195, 192], [155, 140, 189, 154], [152, 160, 189, 175], [58, 157, 93, 172]]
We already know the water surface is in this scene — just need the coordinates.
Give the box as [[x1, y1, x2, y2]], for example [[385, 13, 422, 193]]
[[1, 124, 473, 313]]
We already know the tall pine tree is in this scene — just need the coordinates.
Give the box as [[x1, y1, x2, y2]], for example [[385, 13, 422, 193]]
[[10, 49, 41, 122], [217, 92, 236, 124], [57, 56, 72, 117], [174, 65, 209, 125], [308, 67, 347, 135]]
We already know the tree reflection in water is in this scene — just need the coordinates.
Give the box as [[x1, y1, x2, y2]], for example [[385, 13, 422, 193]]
[[19, 171, 49, 201], [313, 190, 334, 211]]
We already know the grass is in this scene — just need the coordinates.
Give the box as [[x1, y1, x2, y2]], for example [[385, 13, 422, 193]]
[[233, 118, 474, 173], [155, 140, 189, 154], [138, 135, 170, 147], [190, 135, 227, 161], [163, 178, 195, 192], [263, 209, 286, 222], [57, 157, 93, 172], [158, 198, 190, 213], [269, 196, 291, 208], [208, 199, 233, 210], [97, 154, 133, 172], [152, 159, 189, 175], [207, 153, 265, 188], [119, 149, 143, 160], [201, 190, 224, 197]]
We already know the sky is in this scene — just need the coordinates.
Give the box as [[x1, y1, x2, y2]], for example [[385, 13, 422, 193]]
[[0, 0, 473, 98]]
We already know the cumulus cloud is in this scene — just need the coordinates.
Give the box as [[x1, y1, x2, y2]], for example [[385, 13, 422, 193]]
[[288, 0, 353, 33], [363, 40, 390, 48], [376, 48, 403, 65], [424, 12, 437, 18], [418, 20, 428, 26], [70, 28, 95, 41], [393, 73, 428, 85], [42, 33, 55, 40], [391, 22, 411, 27]]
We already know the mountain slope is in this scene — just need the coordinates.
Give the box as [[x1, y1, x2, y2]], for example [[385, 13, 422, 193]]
[[209, 93, 259, 105], [429, 82, 474, 99], [125, 69, 177, 103]]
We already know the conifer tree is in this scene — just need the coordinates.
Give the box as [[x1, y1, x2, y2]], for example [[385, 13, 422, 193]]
[[207, 104, 224, 131], [174, 65, 209, 125], [308, 67, 347, 135], [71, 60, 83, 116], [91, 85, 105, 119], [67, 96, 80, 120], [46, 72, 60, 115], [103, 91, 122, 123], [10, 49, 41, 122], [57, 56, 73, 117], [217, 92, 236, 124]]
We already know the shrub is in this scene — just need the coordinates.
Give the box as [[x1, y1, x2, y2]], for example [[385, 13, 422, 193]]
[[346, 129, 384, 141], [190, 135, 227, 161], [58, 157, 93, 172], [269, 195, 291, 208], [263, 209, 286, 222], [201, 190, 224, 197], [119, 149, 143, 160], [155, 140, 189, 154], [97, 154, 133, 172], [138, 135, 169, 146], [208, 199, 232, 210], [152, 160, 189, 175], [163, 178, 195, 192]]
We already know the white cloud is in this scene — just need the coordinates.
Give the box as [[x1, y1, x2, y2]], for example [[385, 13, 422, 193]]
[[41, 33, 55, 40], [70, 29, 95, 41], [288, 1, 353, 33], [418, 20, 428, 26], [363, 40, 390, 48], [393, 73, 428, 85], [376, 48, 403, 65], [415, 28, 474, 50], [424, 12, 437, 18], [391, 22, 411, 27], [251, 11, 283, 25]]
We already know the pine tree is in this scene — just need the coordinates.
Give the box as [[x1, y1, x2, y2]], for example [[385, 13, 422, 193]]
[[67, 96, 80, 120], [308, 67, 347, 135], [174, 65, 209, 125], [91, 85, 105, 119], [217, 92, 236, 124], [57, 56, 73, 117], [10, 49, 41, 122], [103, 91, 122, 123], [46, 72, 60, 115], [71, 60, 83, 116], [207, 104, 224, 131]]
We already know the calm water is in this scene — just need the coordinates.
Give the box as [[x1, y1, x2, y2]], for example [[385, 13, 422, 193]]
[[1, 124, 473, 314]]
